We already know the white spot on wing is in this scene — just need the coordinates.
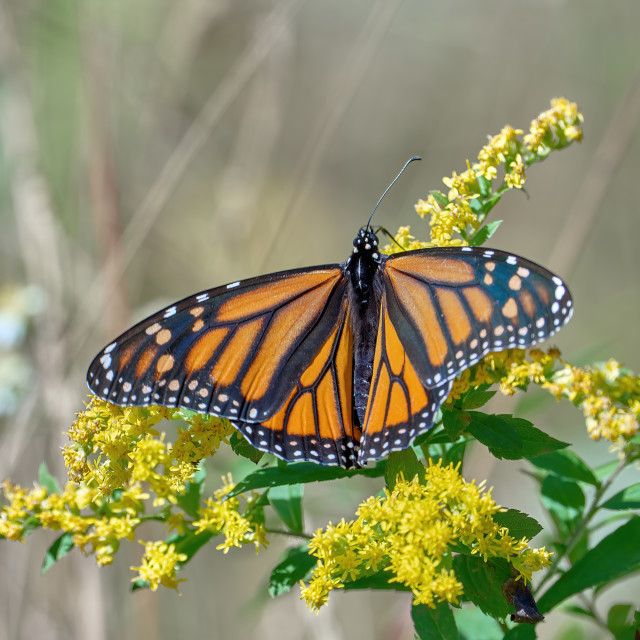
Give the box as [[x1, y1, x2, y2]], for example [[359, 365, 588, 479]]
[[226, 281, 241, 289]]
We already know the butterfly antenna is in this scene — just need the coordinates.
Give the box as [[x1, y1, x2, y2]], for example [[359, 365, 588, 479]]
[[366, 156, 421, 231], [376, 225, 406, 251]]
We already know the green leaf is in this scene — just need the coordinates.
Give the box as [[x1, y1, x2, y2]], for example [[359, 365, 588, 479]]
[[269, 484, 304, 534], [467, 412, 567, 460], [412, 600, 459, 640], [461, 389, 497, 411], [594, 459, 620, 482], [453, 555, 511, 618], [230, 431, 264, 464], [538, 517, 640, 612], [168, 529, 215, 563], [385, 448, 425, 489], [269, 545, 316, 596], [529, 450, 599, 487], [503, 626, 536, 640], [38, 462, 62, 495], [563, 604, 596, 619], [175, 465, 206, 518], [442, 410, 470, 440], [343, 570, 403, 591], [469, 221, 503, 247], [131, 579, 151, 591], [227, 461, 386, 498], [540, 475, 585, 536], [476, 175, 492, 198], [430, 190, 450, 207], [493, 508, 543, 539], [441, 440, 468, 468], [607, 603, 634, 636], [42, 532, 74, 573], [601, 483, 640, 510], [455, 608, 502, 640]]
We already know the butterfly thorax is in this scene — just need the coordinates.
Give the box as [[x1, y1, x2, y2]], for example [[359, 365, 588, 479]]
[[344, 228, 385, 430]]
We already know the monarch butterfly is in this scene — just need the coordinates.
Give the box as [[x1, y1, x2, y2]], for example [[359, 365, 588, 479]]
[[87, 173, 572, 469]]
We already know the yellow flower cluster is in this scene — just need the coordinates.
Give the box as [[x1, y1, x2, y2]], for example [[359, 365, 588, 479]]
[[1, 467, 267, 584], [193, 475, 268, 554], [385, 98, 583, 251], [300, 461, 551, 611], [64, 397, 234, 498], [131, 541, 187, 590], [545, 360, 640, 443], [447, 349, 640, 445], [523, 97, 584, 154]]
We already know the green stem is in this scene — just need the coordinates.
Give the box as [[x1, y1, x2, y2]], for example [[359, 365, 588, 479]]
[[537, 453, 629, 593], [264, 527, 313, 540]]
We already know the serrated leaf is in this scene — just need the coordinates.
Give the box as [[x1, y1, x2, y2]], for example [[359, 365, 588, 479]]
[[601, 483, 640, 510], [493, 509, 542, 539], [538, 517, 640, 612], [38, 462, 61, 495], [453, 555, 511, 618], [385, 448, 425, 489], [442, 410, 471, 440], [269, 484, 303, 533], [468, 412, 567, 460], [469, 221, 503, 247], [230, 431, 264, 464], [529, 450, 599, 487], [412, 600, 459, 640], [461, 389, 497, 411], [42, 532, 74, 573], [226, 461, 386, 498], [269, 545, 316, 596]]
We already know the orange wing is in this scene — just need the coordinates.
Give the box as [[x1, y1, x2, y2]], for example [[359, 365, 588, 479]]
[[383, 247, 573, 387], [358, 291, 452, 464], [232, 297, 357, 466], [87, 266, 348, 425]]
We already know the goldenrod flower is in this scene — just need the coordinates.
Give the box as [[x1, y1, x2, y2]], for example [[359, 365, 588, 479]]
[[131, 541, 187, 590], [300, 461, 550, 611]]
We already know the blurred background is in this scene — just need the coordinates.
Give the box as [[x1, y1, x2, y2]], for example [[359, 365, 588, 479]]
[[0, 1, 639, 638]]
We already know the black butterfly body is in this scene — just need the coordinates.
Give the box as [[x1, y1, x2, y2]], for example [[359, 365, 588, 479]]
[[87, 227, 572, 468]]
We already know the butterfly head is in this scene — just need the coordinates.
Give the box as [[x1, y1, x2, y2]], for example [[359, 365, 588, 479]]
[[352, 227, 381, 263]]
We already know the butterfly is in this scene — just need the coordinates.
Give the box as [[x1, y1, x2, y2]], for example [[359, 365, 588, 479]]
[[87, 225, 573, 468]]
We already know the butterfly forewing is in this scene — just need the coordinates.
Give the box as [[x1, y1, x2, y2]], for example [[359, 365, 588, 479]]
[[383, 247, 573, 388], [87, 265, 346, 424]]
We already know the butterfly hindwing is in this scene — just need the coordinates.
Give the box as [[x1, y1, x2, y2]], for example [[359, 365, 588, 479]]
[[87, 265, 347, 423], [358, 293, 453, 464], [233, 296, 357, 466], [383, 247, 573, 387]]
